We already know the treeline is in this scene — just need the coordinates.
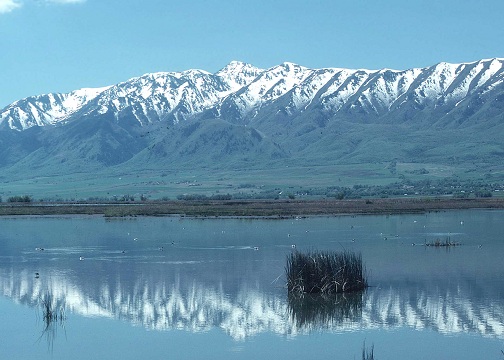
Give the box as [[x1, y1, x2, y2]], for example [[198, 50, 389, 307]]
[[2, 195, 33, 203], [223, 177, 502, 200], [1, 177, 501, 204], [176, 194, 232, 201], [301, 178, 499, 199]]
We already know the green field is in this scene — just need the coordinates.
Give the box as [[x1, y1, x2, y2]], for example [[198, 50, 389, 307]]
[[1, 160, 501, 202]]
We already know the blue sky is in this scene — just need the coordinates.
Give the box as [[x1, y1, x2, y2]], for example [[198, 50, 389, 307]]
[[1, 0, 503, 107]]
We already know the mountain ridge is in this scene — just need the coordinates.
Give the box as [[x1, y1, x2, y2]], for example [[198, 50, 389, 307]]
[[2, 58, 503, 132], [0, 58, 503, 198]]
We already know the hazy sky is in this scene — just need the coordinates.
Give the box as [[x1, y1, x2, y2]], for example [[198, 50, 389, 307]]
[[1, 0, 503, 107]]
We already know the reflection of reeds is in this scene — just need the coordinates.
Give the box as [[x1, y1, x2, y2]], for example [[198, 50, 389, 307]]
[[288, 292, 363, 329], [40, 294, 65, 325], [362, 342, 375, 360], [37, 293, 66, 352], [286, 250, 367, 295]]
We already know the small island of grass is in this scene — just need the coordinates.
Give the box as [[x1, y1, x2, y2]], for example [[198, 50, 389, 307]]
[[286, 250, 368, 295], [425, 237, 461, 247]]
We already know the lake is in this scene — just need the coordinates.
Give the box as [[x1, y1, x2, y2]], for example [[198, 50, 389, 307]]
[[1, 210, 503, 359]]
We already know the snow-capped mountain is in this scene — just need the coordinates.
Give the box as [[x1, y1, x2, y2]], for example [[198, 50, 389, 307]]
[[0, 87, 109, 130], [1, 58, 503, 132], [0, 58, 503, 180], [0, 61, 264, 131]]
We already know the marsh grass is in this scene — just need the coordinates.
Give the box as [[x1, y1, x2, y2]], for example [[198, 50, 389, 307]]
[[286, 250, 367, 295], [425, 236, 461, 247], [2, 198, 504, 217]]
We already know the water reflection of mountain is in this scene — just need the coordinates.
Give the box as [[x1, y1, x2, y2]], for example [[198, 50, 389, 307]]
[[1, 268, 503, 341]]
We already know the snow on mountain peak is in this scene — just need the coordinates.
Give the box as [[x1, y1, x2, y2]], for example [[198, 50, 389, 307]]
[[216, 61, 265, 91], [1, 58, 503, 131], [0, 86, 109, 131], [63, 86, 111, 112]]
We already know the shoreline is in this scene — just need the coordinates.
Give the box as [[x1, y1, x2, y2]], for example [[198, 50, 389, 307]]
[[1, 198, 504, 217]]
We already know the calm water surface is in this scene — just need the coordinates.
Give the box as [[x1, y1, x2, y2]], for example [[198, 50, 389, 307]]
[[1, 210, 503, 359]]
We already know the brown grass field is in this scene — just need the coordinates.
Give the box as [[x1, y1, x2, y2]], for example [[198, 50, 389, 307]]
[[1, 198, 504, 217]]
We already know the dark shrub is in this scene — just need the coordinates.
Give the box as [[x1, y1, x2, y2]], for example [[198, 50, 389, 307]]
[[8, 195, 32, 203]]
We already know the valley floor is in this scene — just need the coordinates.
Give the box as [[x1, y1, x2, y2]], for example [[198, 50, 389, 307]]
[[1, 198, 504, 217]]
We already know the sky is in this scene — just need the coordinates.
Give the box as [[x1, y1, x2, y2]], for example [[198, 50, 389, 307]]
[[1, 0, 503, 108]]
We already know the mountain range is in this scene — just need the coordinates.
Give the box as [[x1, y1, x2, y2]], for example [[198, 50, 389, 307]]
[[1, 58, 503, 197]]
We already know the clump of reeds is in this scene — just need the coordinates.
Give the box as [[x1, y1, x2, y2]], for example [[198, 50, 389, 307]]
[[286, 250, 367, 295], [425, 236, 460, 247]]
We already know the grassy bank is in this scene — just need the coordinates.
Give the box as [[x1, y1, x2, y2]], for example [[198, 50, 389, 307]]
[[1, 198, 504, 217]]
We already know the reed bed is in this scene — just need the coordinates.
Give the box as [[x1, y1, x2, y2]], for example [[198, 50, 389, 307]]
[[2, 197, 504, 217], [286, 250, 367, 295], [425, 237, 461, 247]]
